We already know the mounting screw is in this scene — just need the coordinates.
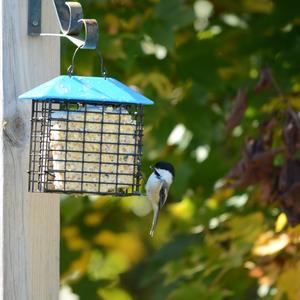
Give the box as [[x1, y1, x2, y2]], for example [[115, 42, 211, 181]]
[[32, 20, 39, 26]]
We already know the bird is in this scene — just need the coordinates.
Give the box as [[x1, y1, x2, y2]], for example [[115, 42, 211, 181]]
[[145, 161, 175, 237]]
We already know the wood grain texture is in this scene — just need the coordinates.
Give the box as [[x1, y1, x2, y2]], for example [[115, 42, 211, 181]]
[[0, 0, 60, 299]]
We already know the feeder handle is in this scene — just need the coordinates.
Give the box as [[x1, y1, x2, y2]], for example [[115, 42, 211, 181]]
[[67, 43, 108, 78]]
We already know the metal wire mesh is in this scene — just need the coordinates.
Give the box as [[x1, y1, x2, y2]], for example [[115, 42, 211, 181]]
[[28, 100, 144, 195]]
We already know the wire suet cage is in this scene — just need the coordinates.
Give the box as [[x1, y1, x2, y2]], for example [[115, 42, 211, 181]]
[[19, 75, 154, 196]]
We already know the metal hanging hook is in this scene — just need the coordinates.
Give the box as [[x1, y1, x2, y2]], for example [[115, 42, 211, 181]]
[[28, 1, 99, 50], [28, 1, 107, 77]]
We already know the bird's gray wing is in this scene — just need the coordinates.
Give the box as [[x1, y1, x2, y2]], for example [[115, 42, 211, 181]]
[[158, 180, 169, 210]]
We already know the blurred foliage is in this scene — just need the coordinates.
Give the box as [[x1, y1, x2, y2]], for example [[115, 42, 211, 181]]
[[60, 0, 300, 299]]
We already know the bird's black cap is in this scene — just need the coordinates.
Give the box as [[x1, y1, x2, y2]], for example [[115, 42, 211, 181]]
[[153, 161, 175, 177]]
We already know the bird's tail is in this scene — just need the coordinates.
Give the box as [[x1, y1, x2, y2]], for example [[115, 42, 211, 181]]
[[150, 207, 160, 237]]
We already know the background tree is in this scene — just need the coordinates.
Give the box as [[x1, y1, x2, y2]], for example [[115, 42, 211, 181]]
[[60, 1, 300, 299]]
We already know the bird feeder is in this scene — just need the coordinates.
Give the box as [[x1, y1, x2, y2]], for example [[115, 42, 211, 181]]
[[19, 75, 154, 196]]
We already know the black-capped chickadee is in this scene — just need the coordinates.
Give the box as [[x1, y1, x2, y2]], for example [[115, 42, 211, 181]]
[[145, 161, 175, 237]]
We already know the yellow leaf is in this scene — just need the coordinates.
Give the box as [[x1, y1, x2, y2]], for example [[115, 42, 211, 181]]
[[288, 224, 300, 243], [275, 213, 287, 233], [90, 196, 109, 209], [94, 231, 146, 264], [211, 188, 234, 202], [84, 212, 103, 227], [121, 196, 152, 217], [62, 226, 79, 239], [116, 233, 146, 263], [88, 250, 130, 280], [206, 197, 218, 210], [128, 72, 173, 99], [206, 188, 234, 210], [275, 262, 300, 300], [244, 0, 274, 13], [262, 95, 300, 113], [67, 237, 89, 251], [228, 212, 265, 242], [99, 288, 133, 300], [121, 16, 140, 31], [104, 14, 120, 35], [168, 197, 195, 220], [61, 250, 92, 282], [94, 230, 118, 247], [71, 250, 92, 274]]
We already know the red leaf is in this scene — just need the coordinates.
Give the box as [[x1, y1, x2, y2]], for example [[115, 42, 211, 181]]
[[259, 175, 279, 204], [283, 110, 300, 155], [226, 160, 245, 179], [225, 88, 248, 135], [280, 182, 300, 226], [260, 118, 277, 147], [278, 159, 300, 193], [226, 138, 281, 189], [255, 68, 272, 92]]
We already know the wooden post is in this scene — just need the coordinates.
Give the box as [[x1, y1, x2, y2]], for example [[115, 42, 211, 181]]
[[0, 0, 60, 299]]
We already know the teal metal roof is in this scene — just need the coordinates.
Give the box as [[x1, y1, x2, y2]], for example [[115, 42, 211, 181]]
[[18, 75, 154, 105]]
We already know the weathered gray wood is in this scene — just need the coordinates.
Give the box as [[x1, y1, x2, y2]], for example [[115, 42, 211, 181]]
[[0, 0, 60, 299]]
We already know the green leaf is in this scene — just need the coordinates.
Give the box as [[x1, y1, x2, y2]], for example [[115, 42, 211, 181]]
[[61, 196, 86, 224]]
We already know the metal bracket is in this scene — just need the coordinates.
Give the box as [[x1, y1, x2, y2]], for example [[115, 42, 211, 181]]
[[28, 0, 42, 35], [28, 0, 99, 49]]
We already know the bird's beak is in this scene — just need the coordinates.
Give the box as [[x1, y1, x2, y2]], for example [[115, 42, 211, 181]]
[[150, 165, 154, 170]]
